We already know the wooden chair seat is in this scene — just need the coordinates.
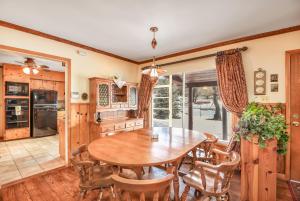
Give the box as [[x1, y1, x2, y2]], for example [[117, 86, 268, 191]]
[[183, 168, 225, 195], [112, 174, 174, 201], [181, 150, 240, 200]]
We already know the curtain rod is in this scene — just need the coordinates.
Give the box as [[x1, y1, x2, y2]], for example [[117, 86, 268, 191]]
[[142, 46, 248, 70]]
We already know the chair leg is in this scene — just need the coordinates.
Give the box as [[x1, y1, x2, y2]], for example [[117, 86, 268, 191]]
[[180, 185, 190, 201], [97, 190, 103, 201], [110, 186, 115, 198], [79, 189, 87, 200]]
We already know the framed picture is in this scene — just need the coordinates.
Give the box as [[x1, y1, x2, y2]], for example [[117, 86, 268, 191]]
[[254, 68, 266, 95], [271, 84, 279, 92], [270, 74, 278, 82]]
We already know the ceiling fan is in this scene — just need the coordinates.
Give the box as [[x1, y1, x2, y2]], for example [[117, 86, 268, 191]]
[[16, 58, 49, 75], [142, 27, 167, 77]]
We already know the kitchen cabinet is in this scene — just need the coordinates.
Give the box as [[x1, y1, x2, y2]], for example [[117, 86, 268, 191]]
[[70, 103, 89, 151], [128, 84, 138, 109], [55, 82, 65, 101]]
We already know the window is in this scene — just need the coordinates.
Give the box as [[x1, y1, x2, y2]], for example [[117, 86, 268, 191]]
[[151, 70, 231, 141]]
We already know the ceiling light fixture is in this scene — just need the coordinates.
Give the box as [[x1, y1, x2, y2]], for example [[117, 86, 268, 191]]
[[142, 26, 166, 77], [18, 58, 49, 75]]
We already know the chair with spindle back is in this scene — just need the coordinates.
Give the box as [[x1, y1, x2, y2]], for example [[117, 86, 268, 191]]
[[181, 150, 240, 201], [197, 132, 218, 162], [71, 144, 115, 201], [112, 174, 174, 201], [179, 132, 218, 170]]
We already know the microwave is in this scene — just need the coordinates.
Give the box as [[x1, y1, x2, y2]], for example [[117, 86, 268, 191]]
[[5, 82, 29, 96]]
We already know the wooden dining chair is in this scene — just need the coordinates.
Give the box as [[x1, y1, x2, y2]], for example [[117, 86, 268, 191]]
[[112, 174, 174, 201], [179, 132, 218, 170], [196, 132, 218, 162], [181, 150, 240, 201], [71, 145, 115, 201]]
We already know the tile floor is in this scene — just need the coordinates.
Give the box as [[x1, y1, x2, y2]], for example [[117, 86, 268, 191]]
[[0, 135, 65, 186]]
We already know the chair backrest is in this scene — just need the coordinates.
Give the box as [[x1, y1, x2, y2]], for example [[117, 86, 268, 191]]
[[201, 132, 218, 157], [198, 151, 240, 193], [72, 144, 90, 161], [71, 159, 95, 188], [225, 134, 240, 153], [112, 174, 174, 201], [71, 144, 95, 188]]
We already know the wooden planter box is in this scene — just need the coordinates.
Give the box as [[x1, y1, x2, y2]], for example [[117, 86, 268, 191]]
[[240, 136, 277, 201]]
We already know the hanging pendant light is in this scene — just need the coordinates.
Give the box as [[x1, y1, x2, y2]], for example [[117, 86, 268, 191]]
[[142, 27, 167, 77]]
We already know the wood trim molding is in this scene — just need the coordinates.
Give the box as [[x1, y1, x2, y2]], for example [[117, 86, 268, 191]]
[[0, 20, 138, 64], [1, 19, 299, 65], [138, 25, 300, 64]]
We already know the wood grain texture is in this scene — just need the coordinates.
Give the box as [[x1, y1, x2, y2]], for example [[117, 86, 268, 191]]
[[289, 51, 300, 181], [88, 127, 206, 166], [0, 167, 293, 201], [240, 137, 277, 201]]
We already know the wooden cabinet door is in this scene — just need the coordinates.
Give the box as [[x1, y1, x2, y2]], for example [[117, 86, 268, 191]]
[[56, 82, 65, 101], [42, 80, 55, 90], [79, 104, 89, 145], [30, 79, 42, 90], [70, 104, 80, 151]]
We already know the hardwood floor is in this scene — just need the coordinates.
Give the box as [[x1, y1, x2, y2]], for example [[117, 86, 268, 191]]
[[0, 167, 293, 201]]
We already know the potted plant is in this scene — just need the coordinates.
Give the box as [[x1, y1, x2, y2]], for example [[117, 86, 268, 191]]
[[236, 102, 289, 201], [236, 102, 288, 154]]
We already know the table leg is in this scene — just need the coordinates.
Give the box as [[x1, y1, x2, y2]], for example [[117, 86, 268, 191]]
[[132, 167, 143, 180], [169, 160, 180, 201], [191, 148, 197, 169]]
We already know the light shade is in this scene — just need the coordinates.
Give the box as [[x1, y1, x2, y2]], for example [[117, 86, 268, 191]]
[[22, 67, 31, 75], [150, 68, 158, 77], [32, 68, 39, 75]]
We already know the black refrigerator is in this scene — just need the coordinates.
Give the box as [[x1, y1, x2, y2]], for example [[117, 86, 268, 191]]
[[30, 90, 58, 137]]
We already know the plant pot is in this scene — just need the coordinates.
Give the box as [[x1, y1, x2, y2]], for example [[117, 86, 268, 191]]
[[240, 136, 277, 201]]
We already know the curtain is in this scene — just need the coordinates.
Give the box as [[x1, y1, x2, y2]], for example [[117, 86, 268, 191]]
[[216, 48, 248, 114], [216, 48, 248, 153], [137, 74, 158, 128]]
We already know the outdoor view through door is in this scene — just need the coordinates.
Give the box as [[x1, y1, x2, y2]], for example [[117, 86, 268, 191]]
[[152, 69, 231, 141]]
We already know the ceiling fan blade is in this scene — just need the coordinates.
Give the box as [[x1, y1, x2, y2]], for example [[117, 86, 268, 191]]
[[39, 65, 50, 69], [157, 68, 167, 74]]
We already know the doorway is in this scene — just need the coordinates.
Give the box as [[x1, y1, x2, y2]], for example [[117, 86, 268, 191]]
[[286, 49, 300, 182], [0, 44, 71, 185]]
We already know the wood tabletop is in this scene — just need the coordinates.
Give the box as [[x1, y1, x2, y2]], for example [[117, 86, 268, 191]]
[[88, 127, 206, 166]]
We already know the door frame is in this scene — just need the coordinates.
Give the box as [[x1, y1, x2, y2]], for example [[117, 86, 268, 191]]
[[0, 44, 72, 164], [284, 49, 300, 180]]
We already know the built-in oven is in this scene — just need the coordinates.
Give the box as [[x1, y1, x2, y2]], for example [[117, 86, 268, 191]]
[[5, 82, 29, 96], [5, 99, 29, 129]]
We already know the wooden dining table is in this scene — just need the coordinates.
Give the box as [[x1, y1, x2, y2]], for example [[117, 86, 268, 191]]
[[88, 127, 206, 201]]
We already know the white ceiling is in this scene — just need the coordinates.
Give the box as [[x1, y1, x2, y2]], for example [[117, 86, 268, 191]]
[[0, 0, 300, 62], [0, 50, 65, 72]]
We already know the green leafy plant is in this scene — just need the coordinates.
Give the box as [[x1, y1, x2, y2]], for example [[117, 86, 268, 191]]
[[235, 102, 289, 154]]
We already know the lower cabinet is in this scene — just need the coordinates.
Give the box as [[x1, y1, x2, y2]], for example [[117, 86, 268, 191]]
[[90, 118, 144, 140], [70, 103, 89, 152]]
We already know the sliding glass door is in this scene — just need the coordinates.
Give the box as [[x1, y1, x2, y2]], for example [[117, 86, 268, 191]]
[[152, 70, 231, 141]]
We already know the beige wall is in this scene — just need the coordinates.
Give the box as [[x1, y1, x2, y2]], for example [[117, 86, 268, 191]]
[[0, 26, 139, 103], [139, 30, 300, 103]]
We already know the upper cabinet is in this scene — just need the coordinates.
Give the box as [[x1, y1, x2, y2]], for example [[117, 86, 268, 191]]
[[89, 77, 138, 112], [98, 81, 111, 110], [128, 84, 138, 109]]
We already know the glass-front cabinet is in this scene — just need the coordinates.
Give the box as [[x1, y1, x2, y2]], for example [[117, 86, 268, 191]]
[[111, 84, 128, 108], [129, 84, 138, 109], [97, 82, 111, 110]]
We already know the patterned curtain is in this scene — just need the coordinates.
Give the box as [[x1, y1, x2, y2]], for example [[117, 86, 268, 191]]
[[216, 49, 248, 114], [137, 74, 158, 128], [216, 48, 248, 153]]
